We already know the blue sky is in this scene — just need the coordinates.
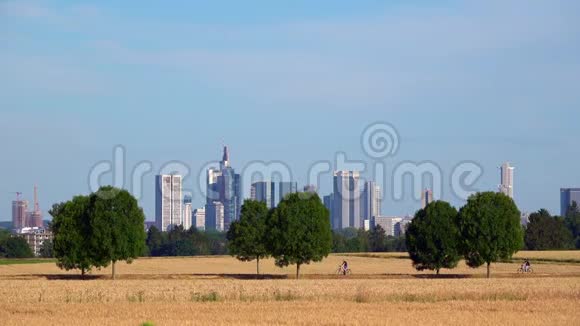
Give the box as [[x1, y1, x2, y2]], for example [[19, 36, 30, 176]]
[[1, 0, 579, 221]]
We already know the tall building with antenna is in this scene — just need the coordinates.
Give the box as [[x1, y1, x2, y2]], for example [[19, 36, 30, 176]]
[[205, 146, 241, 231]]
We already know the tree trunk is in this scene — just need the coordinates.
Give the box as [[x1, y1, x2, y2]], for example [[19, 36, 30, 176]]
[[256, 257, 260, 276], [81, 268, 86, 278], [112, 261, 116, 280], [436, 269, 440, 275], [486, 262, 490, 279], [296, 263, 301, 279]]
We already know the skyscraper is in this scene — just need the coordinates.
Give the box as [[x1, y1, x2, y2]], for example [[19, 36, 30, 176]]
[[361, 181, 381, 221], [323, 193, 333, 225], [251, 181, 275, 209], [420, 189, 433, 209], [12, 199, 28, 229], [499, 162, 514, 199], [205, 146, 241, 230], [278, 181, 297, 204], [560, 188, 580, 217], [155, 174, 183, 231], [332, 170, 361, 229], [183, 202, 193, 230], [206, 201, 224, 231], [193, 208, 206, 231], [183, 195, 192, 231]]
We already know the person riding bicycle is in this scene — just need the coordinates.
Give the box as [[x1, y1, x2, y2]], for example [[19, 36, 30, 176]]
[[523, 259, 531, 272], [341, 260, 349, 275]]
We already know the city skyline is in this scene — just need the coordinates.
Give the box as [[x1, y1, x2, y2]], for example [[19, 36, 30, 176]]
[[1, 0, 579, 222], [3, 151, 580, 225]]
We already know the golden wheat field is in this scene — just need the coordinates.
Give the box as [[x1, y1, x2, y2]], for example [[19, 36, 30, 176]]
[[0, 252, 578, 325]]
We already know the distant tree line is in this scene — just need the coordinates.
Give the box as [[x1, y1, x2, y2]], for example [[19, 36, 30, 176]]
[[144, 226, 228, 256], [331, 227, 407, 253], [0, 229, 34, 258], [524, 202, 580, 250]]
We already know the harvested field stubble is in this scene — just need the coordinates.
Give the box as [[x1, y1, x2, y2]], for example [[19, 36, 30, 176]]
[[1, 252, 579, 278], [0, 253, 578, 325], [0, 278, 578, 304]]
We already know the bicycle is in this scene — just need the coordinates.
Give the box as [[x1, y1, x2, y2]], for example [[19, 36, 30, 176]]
[[336, 265, 352, 275], [517, 266, 533, 274]]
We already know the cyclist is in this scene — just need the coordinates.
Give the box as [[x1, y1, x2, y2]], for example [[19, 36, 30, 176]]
[[523, 259, 531, 272], [341, 260, 349, 275]]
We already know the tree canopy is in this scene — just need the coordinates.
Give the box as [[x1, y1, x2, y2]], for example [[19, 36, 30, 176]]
[[227, 200, 269, 275], [564, 201, 580, 248], [406, 201, 461, 274], [87, 186, 146, 279], [368, 224, 386, 252], [50, 187, 146, 278], [0, 229, 34, 258], [457, 192, 523, 278], [266, 193, 332, 278], [525, 209, 574, 250], [50, 196, 93, 275], [39, 239, 54, 258]]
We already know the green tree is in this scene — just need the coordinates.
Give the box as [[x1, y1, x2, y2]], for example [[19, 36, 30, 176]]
[[50, 197, 93, 275], [0, 229, 10, 244], [369, 225, 386, 252], [87, 186, 147, 279], [0, 236, 34, 258], [227, 200, 269, 275], [564, 201, 580, 248], [331, 231, 348, 253], [266, 193, 332, 278], [525, 209, 574, 250], [385, 235, 407, 252], [349, 229, 369, 252], [406, 201, 461, 275], [332, 228, 368, 253], [143, 226, 228, 258], [146, 226, 163, 256], [39, 239, 54, 258], [457, 192, 523, 278]]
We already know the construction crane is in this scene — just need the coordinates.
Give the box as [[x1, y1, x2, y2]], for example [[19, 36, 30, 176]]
[[9, 192, 23, 201]]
